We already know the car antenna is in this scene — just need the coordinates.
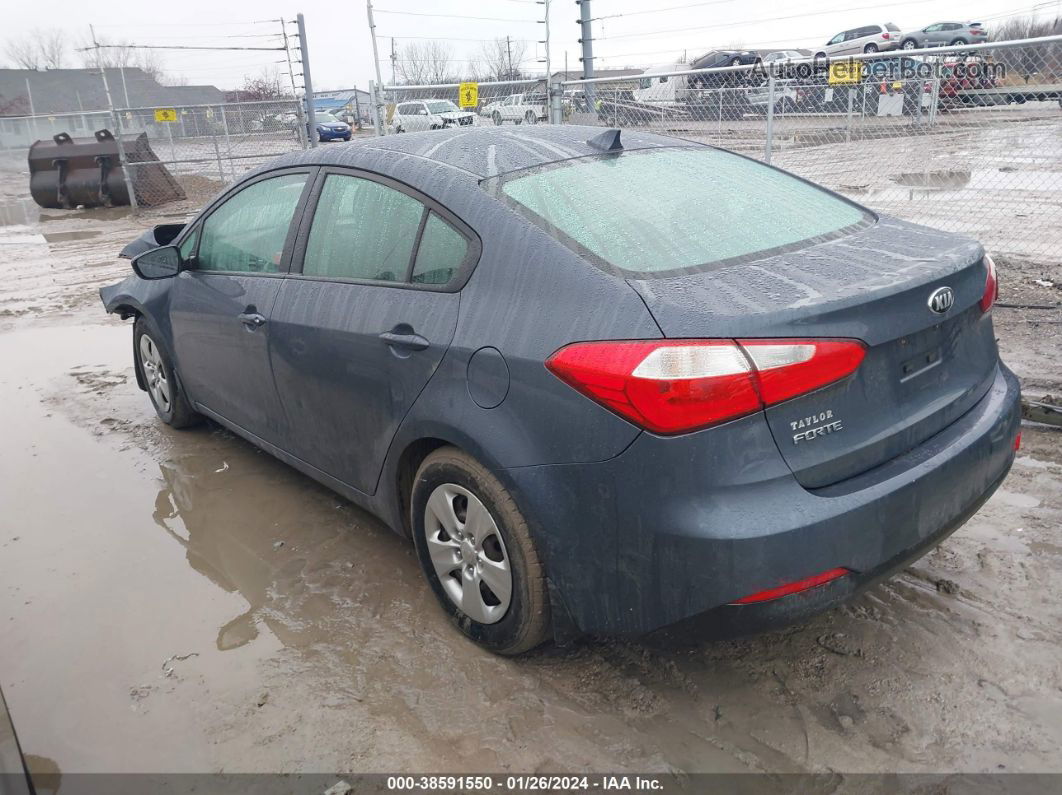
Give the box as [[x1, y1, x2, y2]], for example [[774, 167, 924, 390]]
[[586, 129, 623, 152]]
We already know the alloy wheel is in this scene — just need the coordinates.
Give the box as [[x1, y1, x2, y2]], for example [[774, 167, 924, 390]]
[[424, 483, 512, 624], [139, 334, 172, 414]]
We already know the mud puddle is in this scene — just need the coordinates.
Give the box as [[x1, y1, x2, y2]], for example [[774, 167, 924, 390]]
[[1, 319, 1060, 777]]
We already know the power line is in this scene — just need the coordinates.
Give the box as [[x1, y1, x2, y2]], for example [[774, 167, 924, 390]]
[[374, 9, 538, 23], [591, 0, 741, 23], [592, 0, 950, 42], [383, 34, 536, 43]]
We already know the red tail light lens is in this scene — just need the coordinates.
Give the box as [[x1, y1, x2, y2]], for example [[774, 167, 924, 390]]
[[545, 338, 865, 435], [882, 32, 891, 39], [980, 253, 998, 313], [730, 567, 850, 605]]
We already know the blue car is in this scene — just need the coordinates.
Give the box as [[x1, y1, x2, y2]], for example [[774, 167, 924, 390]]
[[101, 126, 1020, 655], [314, 111, 351, 142]]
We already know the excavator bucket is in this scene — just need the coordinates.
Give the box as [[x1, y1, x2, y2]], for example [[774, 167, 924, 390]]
[[28, 129, 184, 209]]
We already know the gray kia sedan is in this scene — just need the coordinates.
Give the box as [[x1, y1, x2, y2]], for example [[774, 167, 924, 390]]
[[101, 126, 1021, 654]]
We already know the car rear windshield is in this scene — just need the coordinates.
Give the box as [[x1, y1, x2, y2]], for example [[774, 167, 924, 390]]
[[491, 147, 872, 276]]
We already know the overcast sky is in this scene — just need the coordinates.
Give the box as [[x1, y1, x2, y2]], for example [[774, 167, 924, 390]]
[[3, 0, 1058, 91]]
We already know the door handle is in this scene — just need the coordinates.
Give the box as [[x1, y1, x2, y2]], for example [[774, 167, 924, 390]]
[[379, 331, 430, 351], [238, 311, 267, 329]]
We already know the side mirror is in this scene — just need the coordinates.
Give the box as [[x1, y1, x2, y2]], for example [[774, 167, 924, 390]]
[[132, 245, 182, 280]]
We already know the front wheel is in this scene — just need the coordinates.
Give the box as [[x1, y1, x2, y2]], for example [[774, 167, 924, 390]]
[[492, 111, 502, 126], [411, 447, 551, 655], [134, 318, 199, 428], [901, 39, 918, 50]]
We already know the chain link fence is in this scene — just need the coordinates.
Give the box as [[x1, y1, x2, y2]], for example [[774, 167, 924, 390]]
[[565, 35, 1062, 263], [374, 35, 1062, 263], [373, 79, 548, 134], [2, 98, 310, 211]]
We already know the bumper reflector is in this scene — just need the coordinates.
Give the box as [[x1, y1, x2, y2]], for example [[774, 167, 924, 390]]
[[1014, 432, 1022, 451], [730, 567, 850, 605]]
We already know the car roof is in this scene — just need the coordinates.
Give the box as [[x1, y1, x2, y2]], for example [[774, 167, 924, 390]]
[[275, 125, 686, 180]]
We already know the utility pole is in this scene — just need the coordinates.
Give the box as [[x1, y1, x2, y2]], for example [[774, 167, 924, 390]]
[[506, 35, 514, 80], [576, 0, 595, 104], [296, 13, 318, 148], [390, 38, 397, 85], [366, 0, 386, 135], [280, 18, 307, 147], [538, 0, 553, 119], [89, 24, 137, 211]]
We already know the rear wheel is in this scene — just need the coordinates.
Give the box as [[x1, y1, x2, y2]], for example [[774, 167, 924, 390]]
[[525, 110, 537, 125], [864, 43, 879, 53], [134, 318, 199, 429], [949, 38, 966, 46], [411, 447, 551, 655]]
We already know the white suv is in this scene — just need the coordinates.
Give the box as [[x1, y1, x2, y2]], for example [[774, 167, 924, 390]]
[[817, 23, 902, 57], [481, 93, 548, 126]]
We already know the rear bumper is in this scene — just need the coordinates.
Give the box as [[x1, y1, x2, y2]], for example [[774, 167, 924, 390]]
[[502, 363, 1021, 636]]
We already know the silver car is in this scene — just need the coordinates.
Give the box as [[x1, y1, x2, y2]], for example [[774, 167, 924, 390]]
[[389, 99, 475, 133], [899, 22, 988, 50], [817, 23, 902, 57]]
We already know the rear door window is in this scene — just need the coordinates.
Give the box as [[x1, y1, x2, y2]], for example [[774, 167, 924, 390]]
[[303, 174, 424, 282], [412, 213, 468, 285], [491, 147, 872, 277]]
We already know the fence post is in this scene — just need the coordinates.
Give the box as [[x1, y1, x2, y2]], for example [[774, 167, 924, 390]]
[[219, 105, 235, 179], [845, 86, 855, 144], [764, 75, 776, 164], [550, 80, 564, 124], [369, 80, 383, 136], [297, 13, 318, 148], [211, 132, 225, 183]]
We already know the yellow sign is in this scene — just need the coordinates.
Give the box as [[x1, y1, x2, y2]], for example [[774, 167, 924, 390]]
[[459, 82, 479, 108], [154, 108, 178, 123], [828, 61, 862, 85]]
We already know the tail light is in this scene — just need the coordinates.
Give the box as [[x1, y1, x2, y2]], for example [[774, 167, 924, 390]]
[[545, 338, 865, 435], [882, 32, 891, 39], [1014, 432, 1022, 451], [979, 253, 998, 312]]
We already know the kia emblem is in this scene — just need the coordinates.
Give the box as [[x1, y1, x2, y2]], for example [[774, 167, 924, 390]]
[[928, 286, 955, 314]]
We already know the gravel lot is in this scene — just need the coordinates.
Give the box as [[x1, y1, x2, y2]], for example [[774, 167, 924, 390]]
[[0, 123, 1060, 784]]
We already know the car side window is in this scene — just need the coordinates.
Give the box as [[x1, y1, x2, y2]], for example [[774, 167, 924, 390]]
[[178, 226, 199, 262], [412, 212, 468, 285], [196, 174, 307, 274], [303, 174, 425, 282], [397, 103, 413, 115], [925, 23, 942, 32]]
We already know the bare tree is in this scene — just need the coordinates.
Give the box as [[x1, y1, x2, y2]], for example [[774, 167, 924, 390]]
[[396, 40, 457, 85], [5, 28, 68, 70], [479, 36, 529, 81], [992, 15, 1062, 81], [233, 68, 289, 101]]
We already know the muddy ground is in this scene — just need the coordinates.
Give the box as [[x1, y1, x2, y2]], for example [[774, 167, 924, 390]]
[[0, 148, 1060, 786]]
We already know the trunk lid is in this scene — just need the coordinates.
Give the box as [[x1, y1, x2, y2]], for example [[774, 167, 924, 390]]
[[628, 216, 999, 488]]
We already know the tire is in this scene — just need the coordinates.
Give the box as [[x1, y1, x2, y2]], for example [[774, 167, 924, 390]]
[[901, 39, 918, 50], [525, 111, 537, 125], [492, 111, 502, 126], [815, 52, 826, 60], [864, 43, 879, 53], [133, 317, 199, 429], [949, 38, 966, 46], [411, 447, 551, 655]]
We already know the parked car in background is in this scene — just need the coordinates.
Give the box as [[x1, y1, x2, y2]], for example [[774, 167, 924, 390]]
[[900, 22, 988, 49], [745, 81, 811, 114], [102, 125, 1019, 655], [391, 99, 475, 133], [314, 112, 351, 142], [818, 23, 902, 56], [762, 49, 806, 65], [688, 50, 759, 87], [482, 93, 548, 125]]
